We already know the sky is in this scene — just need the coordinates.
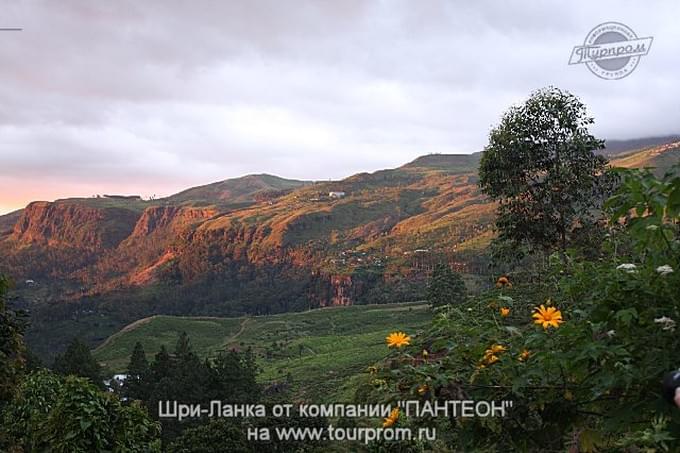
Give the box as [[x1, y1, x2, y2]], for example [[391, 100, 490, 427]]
[[0, 0, 679, 214]]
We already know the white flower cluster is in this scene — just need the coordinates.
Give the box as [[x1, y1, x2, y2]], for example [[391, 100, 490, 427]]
[[616, 263, 637, 274], [654, 316, 676, 332], [656, 265, 674, 276]]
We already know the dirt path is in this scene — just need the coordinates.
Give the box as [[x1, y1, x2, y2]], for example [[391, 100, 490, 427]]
[[223, 317, 251, 346], [94, 315, 159, 351]]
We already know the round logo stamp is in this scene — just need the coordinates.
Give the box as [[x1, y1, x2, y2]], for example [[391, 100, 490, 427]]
[[569, 22, 653, 80]]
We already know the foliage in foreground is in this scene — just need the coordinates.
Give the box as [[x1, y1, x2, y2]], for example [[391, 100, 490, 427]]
[[376, 166, 680, 451], [0, 275, 26, 407], [169, 413, 328, 453], [1, 370, 160, 452]]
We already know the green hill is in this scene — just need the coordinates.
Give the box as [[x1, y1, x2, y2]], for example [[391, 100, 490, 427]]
[[166, 173, 310, 206], [94, 302, 431, 402]]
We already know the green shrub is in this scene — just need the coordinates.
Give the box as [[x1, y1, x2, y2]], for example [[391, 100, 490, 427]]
[[378, 167, 680, 451], [2, 370, 160, 452]]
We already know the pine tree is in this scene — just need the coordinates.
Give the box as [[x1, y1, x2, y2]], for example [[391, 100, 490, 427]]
[[207, 349, 260, 403], [427, 263, 467, 309], [175, 331, 192, 358], [52, 338, 102, 387], [125, 342, 150, 400], [151, 345, 172, 381]]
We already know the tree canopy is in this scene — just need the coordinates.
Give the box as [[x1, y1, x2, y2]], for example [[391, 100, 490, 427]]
[[426, 263, 467, 309], [53, 338, 102, 386], [2, 371, 160, 452], [479, 86, 611, 254]]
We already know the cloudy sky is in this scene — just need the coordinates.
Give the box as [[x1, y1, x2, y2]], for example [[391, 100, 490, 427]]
[[0, 0, 678, 214]]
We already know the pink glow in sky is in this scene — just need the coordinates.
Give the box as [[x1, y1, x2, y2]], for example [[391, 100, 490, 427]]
[[1, 1, 679, 215]]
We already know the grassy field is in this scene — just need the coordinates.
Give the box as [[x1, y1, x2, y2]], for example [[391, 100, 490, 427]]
[[93, 302, 432, 402]]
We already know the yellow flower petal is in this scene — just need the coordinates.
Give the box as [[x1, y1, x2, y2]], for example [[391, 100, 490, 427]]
[[532, 305, 563, 330], [386, 332, 411, 348], [382, 407, 400, 427]]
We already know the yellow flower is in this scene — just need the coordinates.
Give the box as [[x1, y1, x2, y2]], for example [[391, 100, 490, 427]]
[[480, 344, 506, 366], [486, 344, 507, 355], [417, 384, 429, 395], [496, 276, 512, 288], [383, 407, 400, 428], [386, 332, 411, 348], [519, 349, 530, 362], [422, 349, 429, 359], [500, 307, 510, 317], [367, 366, 378, 375], [532, 305, 563, 330], [485, 354, 499, 364]]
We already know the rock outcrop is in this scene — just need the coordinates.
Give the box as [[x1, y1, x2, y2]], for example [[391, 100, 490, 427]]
[[11, 201, 139, 249]]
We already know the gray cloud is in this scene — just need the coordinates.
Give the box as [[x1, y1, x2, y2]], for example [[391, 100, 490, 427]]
[[0, 0, 678, 213]]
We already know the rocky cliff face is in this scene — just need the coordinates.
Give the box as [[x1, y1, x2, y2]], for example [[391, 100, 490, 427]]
[[326, 275, 353, 307], [127, 206, 217, 239], [11, 201, 139, 249], [122, 206, 218, 286], [1, 152, 514, 313]]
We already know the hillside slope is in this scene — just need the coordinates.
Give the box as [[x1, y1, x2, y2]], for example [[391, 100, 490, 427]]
[[94, 302, 432, 402], [1, 153, 495, 299], [3, 140, 680, 359], [602, 135, 680, 156], [610, 140, 680, 175], [0, 209, 23, 236]]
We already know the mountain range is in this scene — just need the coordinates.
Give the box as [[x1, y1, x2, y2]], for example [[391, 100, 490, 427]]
[[2, 136, 679, 359]]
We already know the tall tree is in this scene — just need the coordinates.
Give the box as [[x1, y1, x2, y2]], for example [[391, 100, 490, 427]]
[[175, 331, 192, 359], [151, 345, 172, 382], [427, 263, 467, 309], [0, 274, 26, 405], [52, 338, 102, 386], [125, 342, 150, 400], [479, 86, 611, 254]]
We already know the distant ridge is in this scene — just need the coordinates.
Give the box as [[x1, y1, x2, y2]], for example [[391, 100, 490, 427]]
[[165, 174, 310, 205], [603, 135, 680, 156], [402, 153, 481, 173]]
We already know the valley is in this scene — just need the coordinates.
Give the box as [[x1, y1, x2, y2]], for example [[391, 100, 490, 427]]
[[93, 302, 432, 403], [1, 137, 679, 361]]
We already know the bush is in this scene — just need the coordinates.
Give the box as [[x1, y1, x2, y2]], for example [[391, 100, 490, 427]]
[[426, 263, 467, 309], [0, 275, 26, 407], [1, 370, 160, 452], [377, 167, 680, 451]]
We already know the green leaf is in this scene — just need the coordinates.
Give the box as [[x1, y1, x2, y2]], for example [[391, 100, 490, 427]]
[[579, 429, 605, 452]]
